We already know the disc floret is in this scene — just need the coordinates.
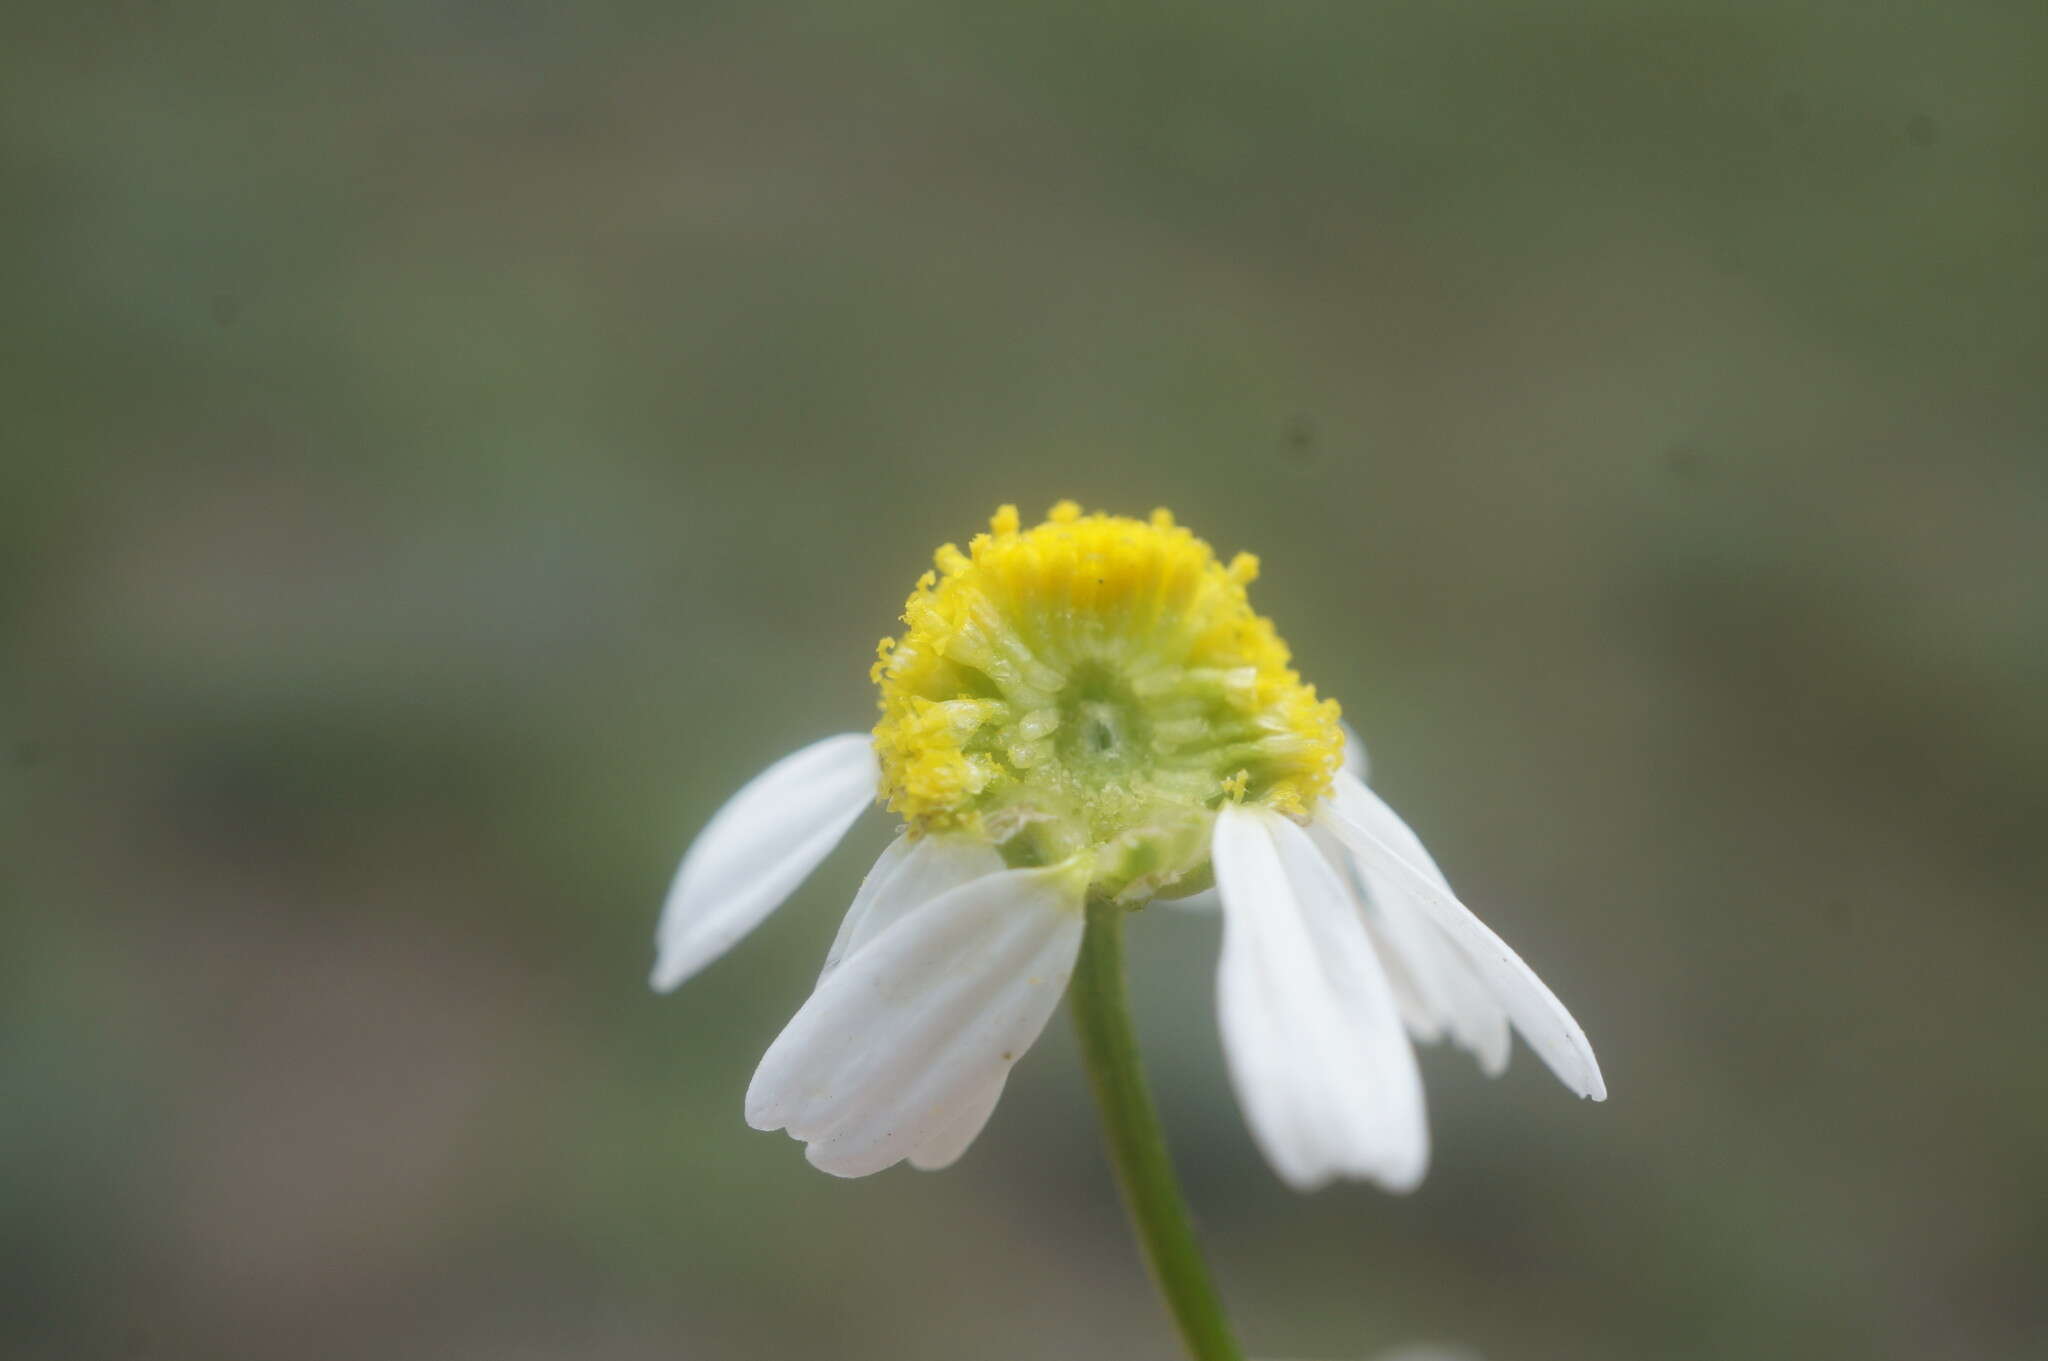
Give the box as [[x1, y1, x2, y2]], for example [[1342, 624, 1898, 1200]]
[[872, 501, 1343, 901]]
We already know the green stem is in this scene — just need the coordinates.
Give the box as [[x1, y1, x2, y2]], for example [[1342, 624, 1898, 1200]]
[[1069, 899, 1247, 1361]]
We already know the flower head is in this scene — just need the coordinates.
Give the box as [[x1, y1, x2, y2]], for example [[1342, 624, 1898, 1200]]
[[652, 503, 1604, 1186], [873, 500, 1341, 901]]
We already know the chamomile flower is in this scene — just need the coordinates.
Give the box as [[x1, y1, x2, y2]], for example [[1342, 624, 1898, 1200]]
[[652, 502, 1604, 1187]]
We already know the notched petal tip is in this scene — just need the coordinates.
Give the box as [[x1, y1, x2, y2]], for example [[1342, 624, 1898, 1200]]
[[743, 865, 1083, 1179], [801, 1138, 877, 1178]]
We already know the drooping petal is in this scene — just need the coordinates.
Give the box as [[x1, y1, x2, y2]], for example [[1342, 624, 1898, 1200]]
[[907, 1073, 1008, 1171], [1377, 890, 1514, 1077], [821, 836, 1011, 1171], [1321, 771, 1606, 1101], [1311, 822, 1511, 1073], [1213, 803, 1430, 1193], [746, 866, 1085, 1178], [1360, 822, 1514, 1073], [1309, 825, 1441, 1042], [819, 832, 1005, 982], [650, 733, 877, 993]]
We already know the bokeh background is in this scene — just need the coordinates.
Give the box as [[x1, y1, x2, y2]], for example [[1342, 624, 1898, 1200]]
[[6, 4, 2046, 1359]]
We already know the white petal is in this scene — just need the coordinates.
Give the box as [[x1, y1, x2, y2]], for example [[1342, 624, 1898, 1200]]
[[1313, 823, 1511, 1073], [813, 837, 1011, 1172], [650, 733, 877, 992], [1312, 823, 1439, 1043], [820, 832, 1005, 982], [817, 833, 915, 979], [907, 1073, 1007, 1171], [1213, 804, 1430, 1193], [1381, 892, 1514, 1077], [1321, 771, 1606, 1100], [746, 866, 1084, 1177], [832, 838, 1009, 1172], [1344, 811, 1512, 1073]]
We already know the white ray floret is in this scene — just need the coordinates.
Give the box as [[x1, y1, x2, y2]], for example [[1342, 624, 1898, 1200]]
[[908, 1073, 1009, 1172], [819, 830, 1005, 981], [1213, 802, 1430, 1193], [651, 732, 877, 992], [1311, 819, 1512, 1074], [1318, 769, 1606, 1101], [815, 832, 1016, 1171], [746, 865, 1085, 1178]]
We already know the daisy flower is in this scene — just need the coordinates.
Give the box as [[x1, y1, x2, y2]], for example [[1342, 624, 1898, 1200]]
[[651, 501, 1604, 1190]]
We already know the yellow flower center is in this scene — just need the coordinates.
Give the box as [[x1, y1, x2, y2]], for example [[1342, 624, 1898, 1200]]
[[872, 501, 1343, 903]]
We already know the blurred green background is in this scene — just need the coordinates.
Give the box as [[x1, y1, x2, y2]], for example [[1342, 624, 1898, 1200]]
[[6, 3, 2046, 1359]]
